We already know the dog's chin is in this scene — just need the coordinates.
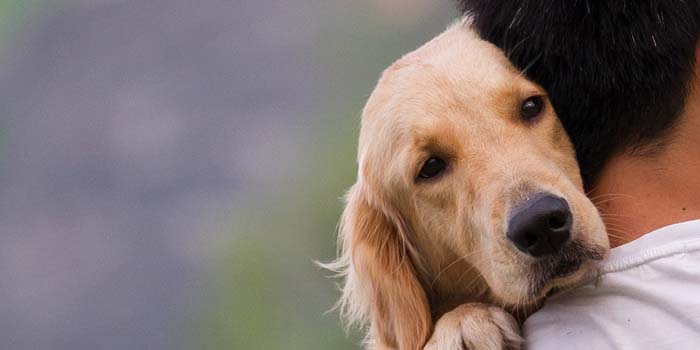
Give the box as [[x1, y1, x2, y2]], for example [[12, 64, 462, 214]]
[[538, 259, 598, 298], [491, 240, 607, 308], [530, 240, 607, 299]]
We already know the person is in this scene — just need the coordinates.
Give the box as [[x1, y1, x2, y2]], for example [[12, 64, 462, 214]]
[[458, 1, 700, 349]]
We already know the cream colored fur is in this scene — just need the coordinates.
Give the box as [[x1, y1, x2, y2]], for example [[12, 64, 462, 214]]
[[325, 19, 609, 350]]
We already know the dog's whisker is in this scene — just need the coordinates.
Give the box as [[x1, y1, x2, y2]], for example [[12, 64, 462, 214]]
[[601, 218, 631, 226], [604, 226, 632, 239], [602, 218, 628, 225], [599, 213, 633, 218], [604, 221, 630, 229], [591, 196, 630, 203], [517, 51, 543, 78], [593, 197, 630, 206], [605, 228, 635, 239], [606, 228, 632, 235], [455, 256, 489, 287], [588, 193, 630, 201], [506, 32, 533, 59], [585, 186, 599, 196], [592, 193, 639, 208], [431, 250, 483, 287], [605, 224, 633, 233], [606, 231, 630, 238], [456, 265, 476, 284], [459, 257, 491, 292], [512, 281, 523, 319]]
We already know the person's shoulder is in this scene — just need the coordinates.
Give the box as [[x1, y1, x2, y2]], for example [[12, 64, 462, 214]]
[[523, 284, 609, 350], [524, 219, 700, 350]]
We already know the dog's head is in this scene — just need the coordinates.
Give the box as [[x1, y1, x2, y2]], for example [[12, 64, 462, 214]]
[[329, 20, 609, 349]]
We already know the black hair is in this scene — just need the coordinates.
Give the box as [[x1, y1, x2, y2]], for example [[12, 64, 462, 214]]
[[458, 1, 700, 187]]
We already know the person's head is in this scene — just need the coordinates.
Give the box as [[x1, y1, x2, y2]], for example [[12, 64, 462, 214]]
[[458, 1, 700, 188]]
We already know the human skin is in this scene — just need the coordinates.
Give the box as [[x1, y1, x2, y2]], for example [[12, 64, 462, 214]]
[[591, 47, 700, 247]]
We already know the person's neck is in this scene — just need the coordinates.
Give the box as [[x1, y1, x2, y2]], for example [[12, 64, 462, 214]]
[[590, 64, 700, 248]]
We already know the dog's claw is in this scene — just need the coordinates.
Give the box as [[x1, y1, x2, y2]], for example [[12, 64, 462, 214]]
[[424, 303, 522, 350]]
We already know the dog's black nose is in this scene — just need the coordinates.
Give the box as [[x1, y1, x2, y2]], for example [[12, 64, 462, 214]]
[[507, 193, 572, 257]]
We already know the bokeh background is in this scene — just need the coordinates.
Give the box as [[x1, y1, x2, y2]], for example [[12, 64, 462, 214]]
[[0, 1, 457, 349]]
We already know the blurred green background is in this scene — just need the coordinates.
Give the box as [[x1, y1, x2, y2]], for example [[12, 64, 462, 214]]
[[0, 1, 456, 349], [195, 3, 457, 349]]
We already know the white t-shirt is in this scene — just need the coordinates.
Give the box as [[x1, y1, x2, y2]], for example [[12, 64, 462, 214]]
[[524, 219, 700, 350]]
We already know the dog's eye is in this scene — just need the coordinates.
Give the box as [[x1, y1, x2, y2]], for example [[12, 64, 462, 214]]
[[418, 157, 446, 180], [520, 96, 544, 122]]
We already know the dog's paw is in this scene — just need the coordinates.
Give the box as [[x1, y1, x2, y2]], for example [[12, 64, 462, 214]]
[[424, 303, 521, 350]]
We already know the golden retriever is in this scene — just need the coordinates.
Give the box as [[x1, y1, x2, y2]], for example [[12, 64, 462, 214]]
[[325, 18, 610, 350]]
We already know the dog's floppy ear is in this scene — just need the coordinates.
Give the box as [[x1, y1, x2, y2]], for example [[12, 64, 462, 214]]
[[335, 183, 431, 350]]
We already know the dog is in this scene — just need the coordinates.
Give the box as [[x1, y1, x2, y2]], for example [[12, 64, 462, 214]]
[[324, 18, 610, 350]]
